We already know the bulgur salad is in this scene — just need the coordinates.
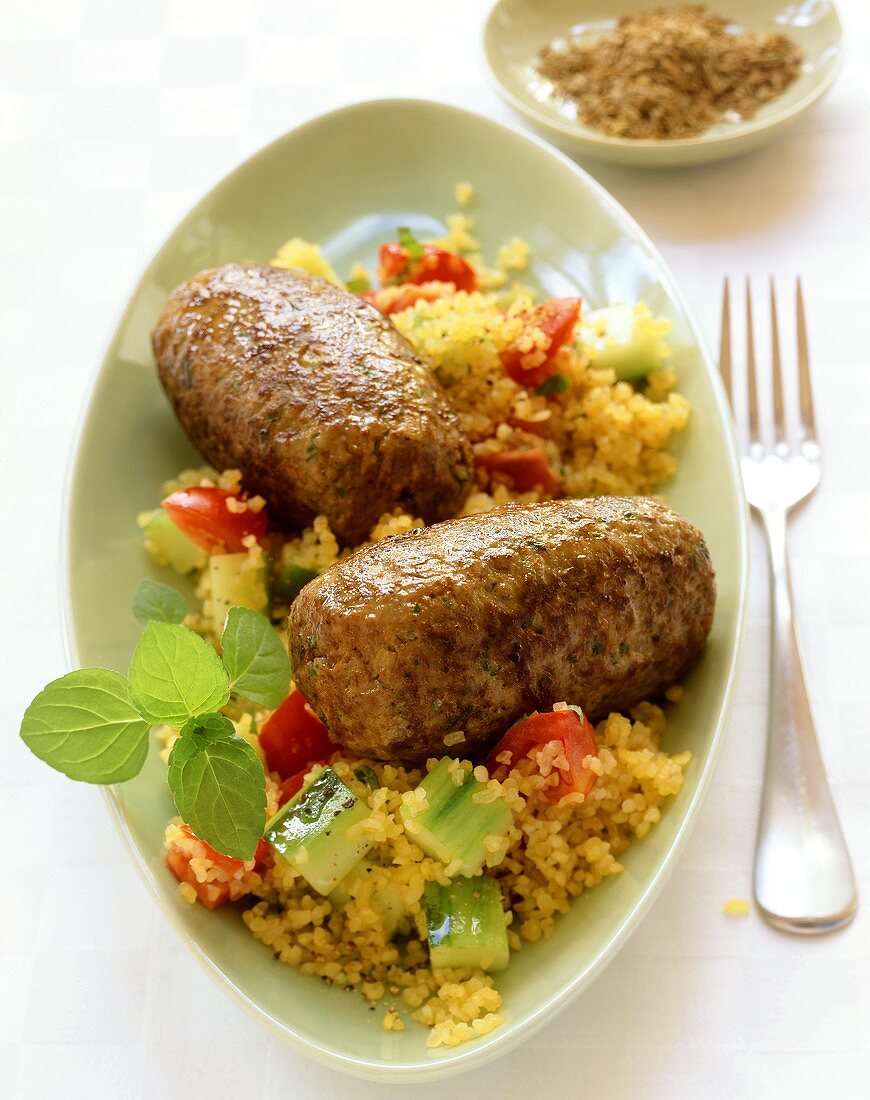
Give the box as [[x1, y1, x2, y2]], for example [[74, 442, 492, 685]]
[[21, 187, 705, 1049]]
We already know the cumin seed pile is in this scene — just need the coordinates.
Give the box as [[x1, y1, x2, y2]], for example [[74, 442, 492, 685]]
[[537, 5, 804, 140]]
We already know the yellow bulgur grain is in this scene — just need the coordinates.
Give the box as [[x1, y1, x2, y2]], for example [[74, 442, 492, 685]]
[[178, 882, 198, 904], [278, 514, 340, 577], [369, 509, 425, 542], [348, 260, 371, 287], [497, 236, 530, 271], [455, 181, 474, 207], [724, 898, 752, 917], [447, 759, 469, 785]]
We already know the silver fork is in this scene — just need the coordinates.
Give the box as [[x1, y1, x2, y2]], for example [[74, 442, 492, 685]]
[[720, 277, 857, 934]]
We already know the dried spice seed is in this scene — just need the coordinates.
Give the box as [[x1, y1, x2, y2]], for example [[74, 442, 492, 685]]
[[537, 5, 804, 141]]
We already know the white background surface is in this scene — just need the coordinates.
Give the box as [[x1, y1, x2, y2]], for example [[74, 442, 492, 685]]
[[2, 1, 869, 1097]]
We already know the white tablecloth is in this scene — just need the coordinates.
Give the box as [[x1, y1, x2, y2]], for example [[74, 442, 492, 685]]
[[2, 1, 868, 1096]]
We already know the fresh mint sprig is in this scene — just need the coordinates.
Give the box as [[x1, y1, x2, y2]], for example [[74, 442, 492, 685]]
[[221, 607, 291, 708], [129, 622, 230, 728], [19, 587, 291, 858], [20, 668, 150, 783], [168, 713, 266, 860], [133, 579, 188, 626]]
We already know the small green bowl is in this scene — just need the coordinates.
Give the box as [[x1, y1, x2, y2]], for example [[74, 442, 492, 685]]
[[483, 0, 844, 167], [62, 98, 748, 1080]]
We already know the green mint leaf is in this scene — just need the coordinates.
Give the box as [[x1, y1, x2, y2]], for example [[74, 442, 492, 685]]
[[397, 225, 425, 261], [128, 622, 229, 728], [20, 668, 150, 783], [536, 373, 571, 396], [345, 276, 370, 294], [221, 607, 291, 708], [167, 712, 266, 860], [133, 579, 188, 626]]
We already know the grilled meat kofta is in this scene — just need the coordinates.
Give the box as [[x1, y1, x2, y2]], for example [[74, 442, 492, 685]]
[[290, 496, 716, 762], [152, 263, 472, 545]]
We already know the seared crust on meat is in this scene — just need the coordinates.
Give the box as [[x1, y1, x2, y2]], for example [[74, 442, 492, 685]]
[[152, 263, 472, 544], [289, 496, 716, 761]]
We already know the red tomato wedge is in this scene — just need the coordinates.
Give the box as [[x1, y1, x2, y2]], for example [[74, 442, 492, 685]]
[[377, 241, 410, 282], [177, 825, 269, 870], [166, 831, 269, 908], [486, 706, 598, 803], [361, 282, 452, 316], [377, 241, 478, 293], [166, 849, 232, 910], [475, 447, 558, 494], [177, 824, 248, 875], [502, 297, 582, 389], [161, 486, 268, 554], [411, 246, 478, 292], [259, 689, 335, 780]]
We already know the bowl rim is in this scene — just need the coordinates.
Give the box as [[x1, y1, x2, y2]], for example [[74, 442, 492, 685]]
[[481, 0, 844, 151], [59, 95, 749, 1081]]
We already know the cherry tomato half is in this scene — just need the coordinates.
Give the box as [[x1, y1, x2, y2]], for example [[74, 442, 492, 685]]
[[486, 706, 598, 803], [502, 297, 582, 389], [377, 241, 477, 293], [166, 830, 269, 908], [361, 282, 452, 316], [259, 690, 335, 780], [475, 447, 558, 494], [161, 486, 268, 554]]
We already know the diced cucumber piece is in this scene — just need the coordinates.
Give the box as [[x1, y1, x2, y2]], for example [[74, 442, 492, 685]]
[[424, 876, 509, 972], [274, 562, 319, 603], [328, 862, 362, 908], [264, 766, 373, 895], [400, 759, 512, 877], [373, 881, 406, 939], [144, 509, 207, 575], [579, 304, 671, 381], [329, 858, 406, 939], [209, 552, 269, 635]]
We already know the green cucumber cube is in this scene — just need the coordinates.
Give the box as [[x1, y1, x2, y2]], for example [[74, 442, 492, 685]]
[[329, 858, 406, 939], [424, 875, 509, 972], [144, 509, 207, 575], [400, 758, 512, 877], [264, 767, 373, 895], [209, 552, 269, 635], [580, 304, 670, 382]]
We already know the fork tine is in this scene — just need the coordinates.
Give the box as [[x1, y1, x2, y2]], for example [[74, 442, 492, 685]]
[[718, 277, 732, 405], [745, 278, 761, 444], [796, 277, 817, 443], [769, 278, 786, 446]]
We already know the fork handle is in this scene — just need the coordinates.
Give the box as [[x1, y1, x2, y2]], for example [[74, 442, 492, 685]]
[[754, 507, 857, 933]]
